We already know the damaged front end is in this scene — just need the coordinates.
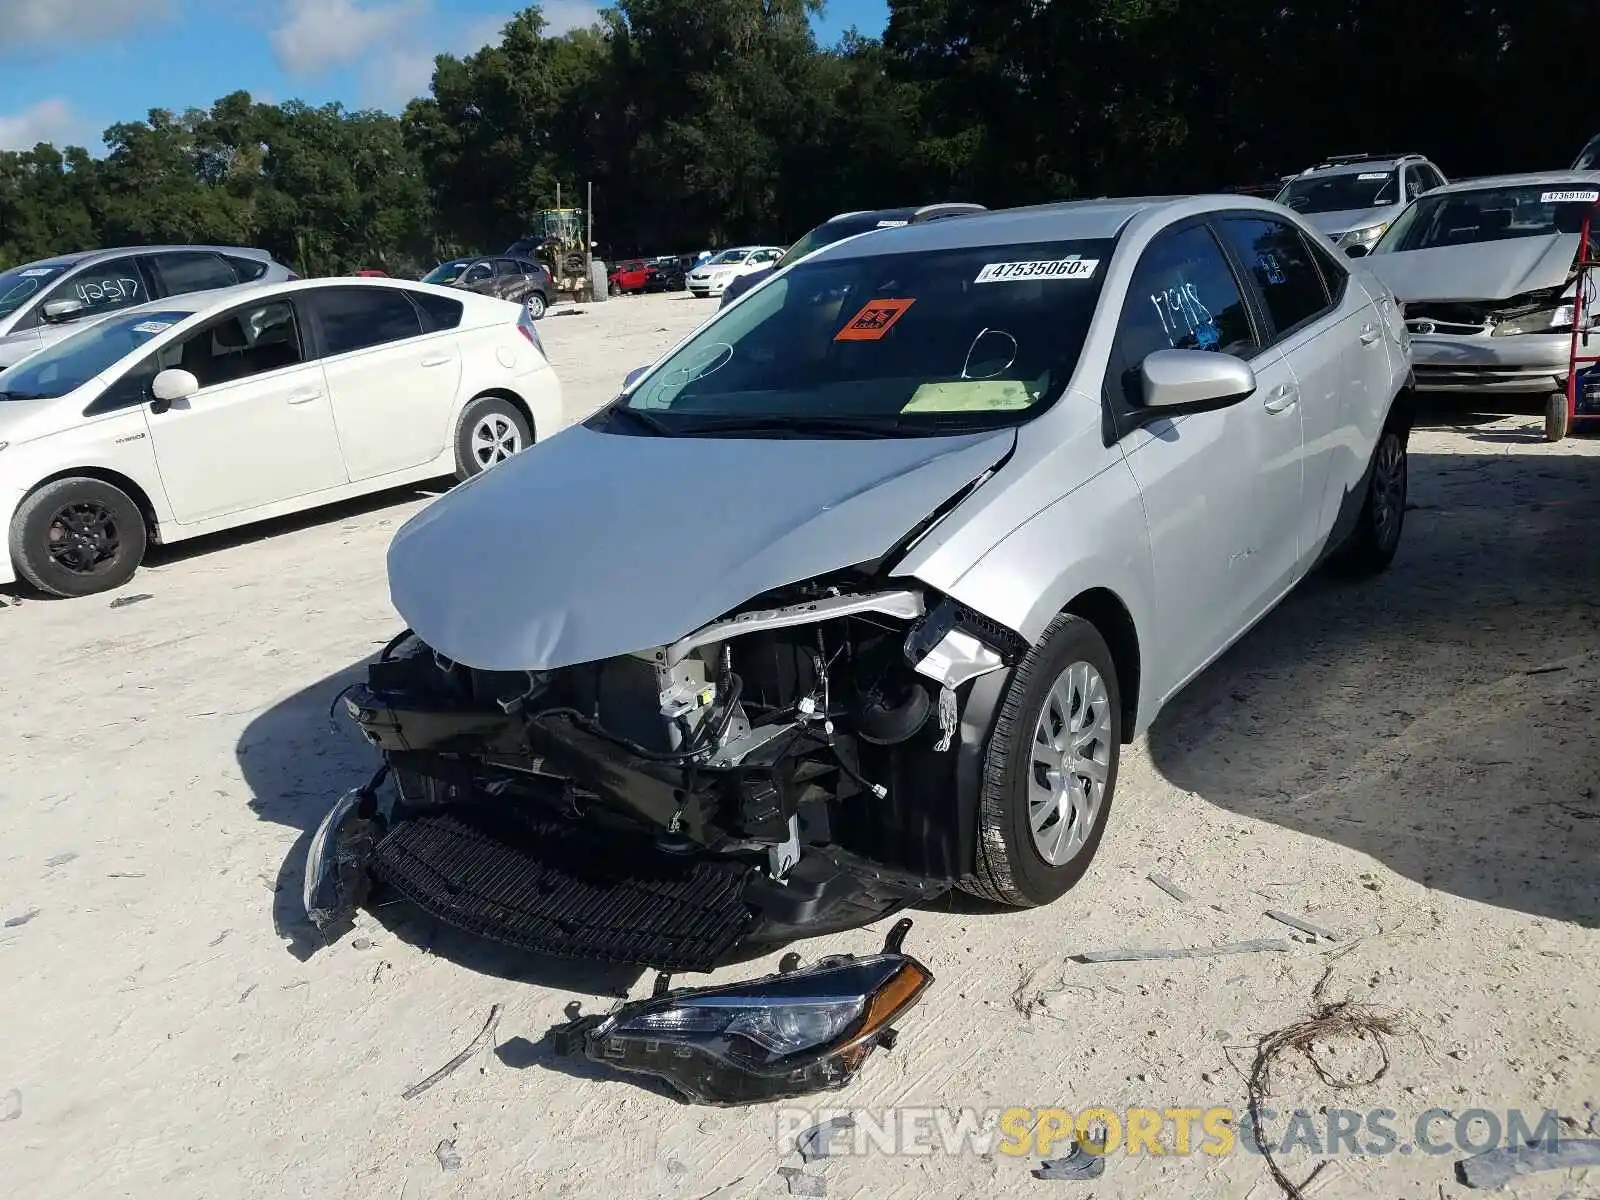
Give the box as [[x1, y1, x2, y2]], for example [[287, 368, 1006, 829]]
[[305, 576, 1024, 973]]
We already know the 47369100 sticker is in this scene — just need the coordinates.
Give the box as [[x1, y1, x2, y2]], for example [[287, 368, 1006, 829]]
[[974, 258, 1099, 284], [835, 297, 916, 341]]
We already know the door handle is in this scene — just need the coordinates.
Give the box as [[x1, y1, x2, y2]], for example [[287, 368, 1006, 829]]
[[286, 389, 322, 405], [1359, 324, 1382, 346], [420, 355, 453, 367], [1263, 383, 1298, 413]]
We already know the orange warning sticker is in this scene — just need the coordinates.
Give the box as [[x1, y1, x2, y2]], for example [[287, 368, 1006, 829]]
[[835, 297, 916, 341]]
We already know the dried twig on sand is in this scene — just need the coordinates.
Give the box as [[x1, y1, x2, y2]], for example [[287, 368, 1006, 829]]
[[1246, 949, 1405, 1199]]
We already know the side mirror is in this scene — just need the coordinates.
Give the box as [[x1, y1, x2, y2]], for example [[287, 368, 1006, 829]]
[[1138, 349, 1255, 415], [623, 365, 649, 390], [150, 368, 199, 413], [1345, 243, 1371, 258], [40, 299, 86, 324]]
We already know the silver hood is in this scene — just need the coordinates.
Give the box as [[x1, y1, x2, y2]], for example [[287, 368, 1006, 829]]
[[1302, 206, 1395, 238], [1364, 234, 1580, 302], [387, 421, 1015, 671]]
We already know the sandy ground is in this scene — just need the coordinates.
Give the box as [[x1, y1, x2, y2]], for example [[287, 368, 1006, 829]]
[[1, 292, 1596, 1200]]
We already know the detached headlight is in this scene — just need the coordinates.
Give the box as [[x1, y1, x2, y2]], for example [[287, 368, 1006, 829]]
[[1492, 304, 1574, 337], [554, 919, 934, 1105], [1338, 223, 1388, 248]]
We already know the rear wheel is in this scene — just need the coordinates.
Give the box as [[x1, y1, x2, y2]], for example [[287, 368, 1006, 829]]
[[453, 396, 532, 480], [524, 292, 548, 320], [9, 477, 147, 598], [1544, 391, 1570, 443], [1331, 423, 1408, 577], [961, 614, 1121, 907]]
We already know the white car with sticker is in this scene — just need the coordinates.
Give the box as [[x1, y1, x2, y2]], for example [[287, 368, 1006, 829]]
[[687, 246, 786, 297], [0, 277, 563, 598]]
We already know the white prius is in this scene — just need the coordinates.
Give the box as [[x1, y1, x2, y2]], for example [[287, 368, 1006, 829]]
[[0, 277, 562, 597]]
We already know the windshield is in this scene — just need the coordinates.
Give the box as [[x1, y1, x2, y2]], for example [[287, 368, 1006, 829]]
[[606, 237, 1115, 436], [1373, 184, 1597, 253], [707, 249, 749, 266], [422, 260, 468, 285], [0, 262, 71, 320], [0, 309, 189, 401], [1277, 170, 1399, 214], [776, 216, 907, 270]]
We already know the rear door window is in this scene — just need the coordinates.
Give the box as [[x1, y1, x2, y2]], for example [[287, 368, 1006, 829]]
[[1217, 217, 1335, 341], [307, 286, 424, 356], [151, 251, 240, 297]]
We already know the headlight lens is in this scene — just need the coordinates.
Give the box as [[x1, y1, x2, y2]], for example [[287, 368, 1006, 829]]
[[575, 934, 934, 1105], [1339, 223, 1388, 248], [1492, 304, 1574, 337]]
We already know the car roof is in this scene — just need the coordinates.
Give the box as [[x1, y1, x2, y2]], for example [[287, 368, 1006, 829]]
[[1423, 169, 1600, 196], [1292, 154, 1425, 176], [8, 245, 274, 272], [109, 275, 499, 322]]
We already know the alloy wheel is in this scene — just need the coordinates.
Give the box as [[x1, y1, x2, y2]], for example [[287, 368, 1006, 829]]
[[471, 414, 523, 469], [1028, 660, 1114, 866]]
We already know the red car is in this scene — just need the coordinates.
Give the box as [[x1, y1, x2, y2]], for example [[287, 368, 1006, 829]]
[[607, 259, 651, 295]]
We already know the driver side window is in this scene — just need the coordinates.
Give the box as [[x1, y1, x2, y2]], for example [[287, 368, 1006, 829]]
[[176, 301, 306, 389], [1113, 224, 1259, 407], [25, 257, 147, 329]]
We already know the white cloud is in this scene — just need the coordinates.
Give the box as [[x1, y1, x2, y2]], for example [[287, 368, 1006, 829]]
[[270, 0, 424, 76], [0, 99, 102, 151], [360, 11, 510, 110], [0, 0, 174, 51], [539, 1, 601, 34]]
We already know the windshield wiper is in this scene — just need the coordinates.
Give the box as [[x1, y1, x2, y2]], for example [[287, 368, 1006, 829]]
[[601, 404, 674, 436], [682, 414, 917, 439]]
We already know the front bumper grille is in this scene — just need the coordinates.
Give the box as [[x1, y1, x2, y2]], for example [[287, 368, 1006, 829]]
[[371, 807, 757, 971]]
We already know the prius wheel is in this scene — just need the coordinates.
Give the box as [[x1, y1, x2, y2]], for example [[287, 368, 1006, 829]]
[[961, 614, 1121, 907], [454, 396, 533, 480], [9, 477, 147, 599], [1332, 424, 1408, 577]]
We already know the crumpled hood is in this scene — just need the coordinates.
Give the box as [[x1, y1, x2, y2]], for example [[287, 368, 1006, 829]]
[[1365, 234, 1580, 302], [1302, 206, 1395, 238], [387, 421, 1015, 671]]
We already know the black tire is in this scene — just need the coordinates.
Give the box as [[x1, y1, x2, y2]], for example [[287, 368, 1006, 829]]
[[525, 291, 548, 320], [453, 395, 532, 481], [608, 281, 621, 297], [1544, 391, 1570, 443], [1330, 422, 1408, 577], [9, 476, 147, 599], [960, 613, 1122, 907]]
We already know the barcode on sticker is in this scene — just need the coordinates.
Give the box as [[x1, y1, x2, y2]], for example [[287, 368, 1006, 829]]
[[1542, 190, 1599, 204], [1358, 172, 1390, 180], [876, 219, 908, 227], [131, 321, 172, 334], [975, 258, 1099, 283], [20, 268, 53, 277]]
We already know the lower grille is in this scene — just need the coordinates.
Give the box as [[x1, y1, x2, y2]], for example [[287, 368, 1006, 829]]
[[371, 808, 757, 971]]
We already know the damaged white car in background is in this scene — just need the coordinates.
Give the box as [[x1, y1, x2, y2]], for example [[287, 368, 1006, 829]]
[[1353, 170, 1600, 440], [307, 194, 1412, 1104]]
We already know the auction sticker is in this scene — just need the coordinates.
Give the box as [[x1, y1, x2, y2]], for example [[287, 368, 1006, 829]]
[[975, 258, 1098, 284], [876, 219, 909, 227], [131, 321, 173, 334], [20, 268, 54, 277], [1542, 190, 1599, 204], [1358, 172, 1390, 180], [835, 298, 916, 341]]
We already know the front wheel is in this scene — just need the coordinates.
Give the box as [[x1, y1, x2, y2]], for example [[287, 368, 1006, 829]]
[[9, 476, 148, 598], [1331, 423, 1408, 577], [453, 395, 532, 480], [960, 614, 1122, 907]]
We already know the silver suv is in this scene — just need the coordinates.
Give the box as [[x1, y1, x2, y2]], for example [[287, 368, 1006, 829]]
[[0, 245, 295, 369], [1275, 153, 1448, 254]]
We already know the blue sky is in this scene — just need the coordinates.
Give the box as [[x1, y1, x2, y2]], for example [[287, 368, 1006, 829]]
[[0, 0, 889, 153]]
